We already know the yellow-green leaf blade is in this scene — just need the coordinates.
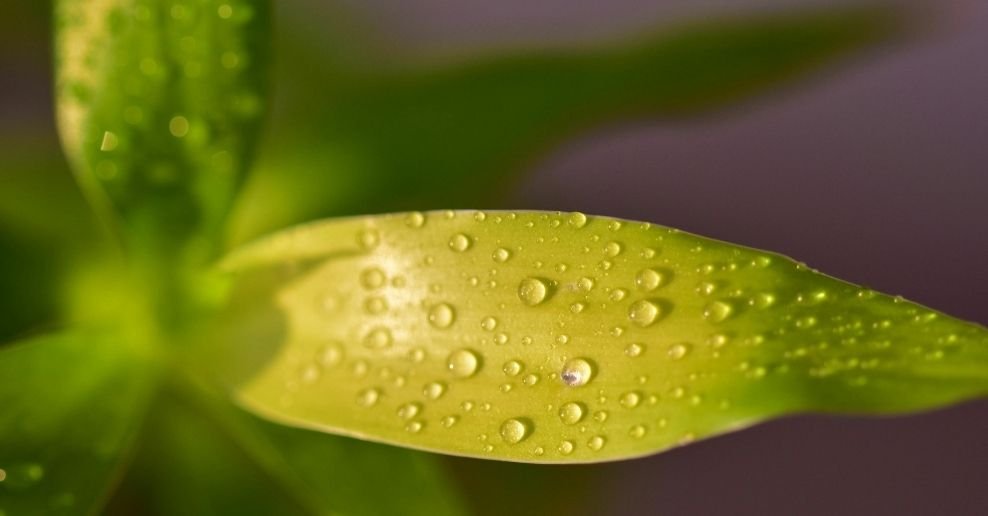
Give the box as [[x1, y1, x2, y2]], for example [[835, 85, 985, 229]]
[[0, 330, 154, 513], [54, 0, 270, 246], [220, 211, 988, 463]]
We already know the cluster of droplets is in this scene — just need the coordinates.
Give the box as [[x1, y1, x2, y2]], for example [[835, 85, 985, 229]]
[[271, 210, 984, 461]]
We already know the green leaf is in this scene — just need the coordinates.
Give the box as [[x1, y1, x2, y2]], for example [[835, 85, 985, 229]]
[[54, 0, 271, 251], [229, 6, 902, 244], [218, 211, 987, 463], [0, 330, 153, 513]]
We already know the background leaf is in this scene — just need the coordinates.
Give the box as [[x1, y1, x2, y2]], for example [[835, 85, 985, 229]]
[[54, 0, 271, 254], [0, 330, 153, 514], [218, 211, 987, 463], [228, 6, 902, 244]]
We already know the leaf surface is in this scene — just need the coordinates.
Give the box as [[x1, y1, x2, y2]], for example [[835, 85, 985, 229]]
[[0, 330, 153, 513], [219, 211, 988, 463]]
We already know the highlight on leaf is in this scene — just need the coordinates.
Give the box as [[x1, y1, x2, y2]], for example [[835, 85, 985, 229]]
[[217, 211, 988, 463]]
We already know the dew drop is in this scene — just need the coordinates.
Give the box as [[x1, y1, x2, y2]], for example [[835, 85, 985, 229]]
[[667, 343, 691, 360], [568, 212, 588, 228], [577, 277, 595, 292], [500, 419, 530, 444], [625, 342, 645, 357], [620, 391, 642, 408], [405, 211, 426, 228], [635, 268, 666, 291], [557, 440, 575, 455], [523, 373, 540, 386], [449, 233, 472, 252], [561, 358, 593, 387], [481, 316, 499, 332], [570, 302, 586, 314], [518, 277, 550, 306], [593, 410, 609, 422], [629, 425, 647, 439], [609, 288, 628, 302], [357, 228, 380, 250], [423, 382, 447, 400], [357, 388, 380, 407], [405, 420, 424, 433], [604, 241, 623, 257], [493, 247, 512, 263], [473, 211, 487, 222], [363, 327, 393, 349], [315, 342, 344, 367], [628, 299, 662, 327], [503, 360, 524, 377], [360, 268, 386, 289], [364, 296, 388, 314], [555, 334, 570, 345], [703, 301, 733, 323], [493, 332, 509, 345], [398, 402, 421, 420], [448, 349, 481, 378], [559, 402, 585, 425], [587, 435, 606, 451], [428, 303, 456, 329]]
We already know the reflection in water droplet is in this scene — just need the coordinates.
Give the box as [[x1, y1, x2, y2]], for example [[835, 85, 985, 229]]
[[449, 233, 473, 252], [518, 277, 550, 306], [428, 303, 456, 329], [635, 268, 665, 291], [703, 301, 733, 322], [628, 299, 662, 327], [500, 419, 530, 444], [561, 358, 593, 387], [559, 402, 585, 425], [423, 382, 447, 400], [448, 349, 481, 378]]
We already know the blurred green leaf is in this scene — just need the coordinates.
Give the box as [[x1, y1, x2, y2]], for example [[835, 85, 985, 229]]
[[230, 6, 902, 244], [54, 0, 271, 254], [112, 380, 467, 516], [219, 210, 987, 463], [0, 330, 153, 514]]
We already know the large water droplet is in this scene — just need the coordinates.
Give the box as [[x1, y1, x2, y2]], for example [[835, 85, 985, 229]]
[[559, 402, 585, 425], [628, 299, 662, 327], [428, 303, 456, 329], [558, 440, 575, 455], [587, 435, 606, 451], [703, 301, 733, 323], [561, 358, 593, 387], [500, 418, 530, 444], [449, 233, 472, 252], [635, 268, 666, 291], [577, 277, 595, 292], [316, 342, 344, 367], [448, 349, 481, 378], [604, 241, 623, 257], [518, 277, 550, 306]]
